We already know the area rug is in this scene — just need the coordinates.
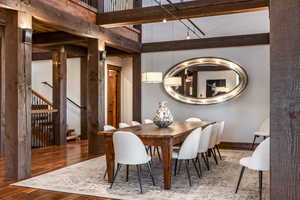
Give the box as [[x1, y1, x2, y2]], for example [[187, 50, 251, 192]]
[[12, 150, 269, 200]]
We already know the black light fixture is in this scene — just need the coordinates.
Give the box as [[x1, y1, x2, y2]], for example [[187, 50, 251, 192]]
[[99, 50, 107, 60], [22, 28, 33, 44]]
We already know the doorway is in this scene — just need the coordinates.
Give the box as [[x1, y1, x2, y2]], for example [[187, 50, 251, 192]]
[[107, 65, 121, 128]]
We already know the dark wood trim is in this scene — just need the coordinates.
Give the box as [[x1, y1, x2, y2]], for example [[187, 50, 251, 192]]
[[132, 53, 141, 122], [80, 56, 88, 140], [87, 39, 105, 155], [142, 33, 270, 53], [0, 26, 4, 157], [52, 47, 67, 145], [219, 142, 257, 150], [4, 10, 32, 179], [32, 46, 87, 61], [97, 0, 268, 28], [270, 1, 300, 199]]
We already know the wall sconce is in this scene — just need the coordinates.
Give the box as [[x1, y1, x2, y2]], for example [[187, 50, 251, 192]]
[[22, 28, 33, 44], [99, 50, 107, 60]]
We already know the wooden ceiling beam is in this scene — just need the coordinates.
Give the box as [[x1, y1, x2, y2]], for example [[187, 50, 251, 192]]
[[142, 33, 269, 53], [0, 0, 141, 53], [97, 0, 269, 28]]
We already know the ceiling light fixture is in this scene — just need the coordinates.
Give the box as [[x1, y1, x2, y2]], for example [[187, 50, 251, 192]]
[[163, 18, 167, 23]]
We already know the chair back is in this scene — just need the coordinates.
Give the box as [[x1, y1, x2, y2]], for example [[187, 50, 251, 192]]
[[119, 122, 130, 128], [208, 123, 219, 148], [113, 131, 149, 165], [198, 125, 213, 153], [144, 119, 153, 124], [131, 121, 141, 126], [248, 137, 270, 171], [178, 128, 202, 160], [217, 121, 225, 145], [186, 117, 202, 122], [104, 125, 116, 131], [258, 118, 270, 133]]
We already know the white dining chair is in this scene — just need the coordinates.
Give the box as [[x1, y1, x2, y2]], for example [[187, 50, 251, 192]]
[[131, 121, 141, 126], [251, 118, 270, 150], [235, 137, 270, 200], [172, 127, 202, 186], [197, 125, 213, 170], [207, 123, 220, 165], [144, 119, 153, 124], [119, 122, 130, 128], [215, 121, 225, 160], [104, 125, 116, 131], [186, 117, 202, 122], [110, 131, 155, 193]]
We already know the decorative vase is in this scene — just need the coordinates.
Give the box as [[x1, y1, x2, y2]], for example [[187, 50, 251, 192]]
[[153, 101, 174, 128]]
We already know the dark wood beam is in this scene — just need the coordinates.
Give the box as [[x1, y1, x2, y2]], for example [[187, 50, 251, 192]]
[[142, 33, 269, 52], [87, 39, 105, 155], [52, 47, 67, 145], [4, 10, 32, 179], [33, 45, 87, 60], [97, 0, 268, 28], [0, 26, 4, 157], [270, 0, 300, 199], [0, 0, 141, 53], [132, 53, 141, 122], [80, 56, 88, 140]]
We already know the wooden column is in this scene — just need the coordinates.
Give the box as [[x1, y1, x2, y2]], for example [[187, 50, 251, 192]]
[[4, 10, 32, 179], [94, 0, 104, 12], [0, 26, 4, 157], [80, 56, 88, 140], [192, 72, 198, 98], [87, 39, 105, 155], [132, 53, 141, 122], [270, 1, 300, 199], [52, 47, 67, 145]]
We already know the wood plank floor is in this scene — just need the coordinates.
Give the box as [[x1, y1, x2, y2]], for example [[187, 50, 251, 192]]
[[0, 140, 112, 200]]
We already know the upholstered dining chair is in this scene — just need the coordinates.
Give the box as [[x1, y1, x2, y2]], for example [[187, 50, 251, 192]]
[[208, 123, 220, 165], [186, 117, 202, 122], [119, 122, 130, 128], [110, 131, 155, 193], [235, 137, 270, 200], [215, 121, 225, 160], [197, 125, 213, 171], [131, 121, 141, 126], [104, 125, 116, 131], [144, 119, 153, 124], [172, 127, 202, 186], [251, 118, 270, 150]]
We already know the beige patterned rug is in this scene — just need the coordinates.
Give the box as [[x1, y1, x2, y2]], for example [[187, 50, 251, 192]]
[[12, 150, 269, 200]]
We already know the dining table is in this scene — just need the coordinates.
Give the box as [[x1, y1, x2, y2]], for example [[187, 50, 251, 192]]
[[98, 120, 215, 189]]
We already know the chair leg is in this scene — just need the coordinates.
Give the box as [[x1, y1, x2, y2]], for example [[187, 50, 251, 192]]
[[103, 168, 107, 179], [156, 147, 161, 161], [202, 153, 210, 170], [197, 154, 202, 177], [251, 135, 258, 150], [192, 159, 201, 178], [259, 171, 263, 200], [235, 166, 246, 193], [177, 160, 182, 175], [146, 162, 156, 186], [216, 145, 223, 160], [136, 165, 143, 194], [185, 160, 192, 187], [126, 165, 129, 182], [110, 164, 121, 189], [174, 159, 178, 176], [211, 149, 219, 165]]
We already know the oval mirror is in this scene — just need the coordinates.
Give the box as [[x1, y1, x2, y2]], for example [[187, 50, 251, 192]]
[[163, 57, 248, 105]]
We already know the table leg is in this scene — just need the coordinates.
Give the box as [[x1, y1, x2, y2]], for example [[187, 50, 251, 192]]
[[104, 136, 114, 183], [161, 138, 173, 189]]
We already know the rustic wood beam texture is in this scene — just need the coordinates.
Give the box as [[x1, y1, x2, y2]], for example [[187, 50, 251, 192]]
[[4, 10, 32, 179], [132, 53, 141, 122], [97, 0, 268, 28], [0, 26, 4, 157], [270, 1, 300, 199], [142, 33, 269, 52], [52, 47, 67, 145], [87, 39, 105, 155], [80, 56, 88, 140], [0, 0, 141, 53]]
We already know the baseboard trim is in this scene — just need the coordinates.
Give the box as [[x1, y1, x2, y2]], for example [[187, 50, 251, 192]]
[[219, 142, 257, 151]]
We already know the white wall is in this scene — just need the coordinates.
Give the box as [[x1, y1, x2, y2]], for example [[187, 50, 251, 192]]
[[142, 46, 270, 143], [32, 56, 133, 135]]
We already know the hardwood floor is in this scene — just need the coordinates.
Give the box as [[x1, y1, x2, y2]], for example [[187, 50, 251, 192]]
[[0, 140, 112, 200]]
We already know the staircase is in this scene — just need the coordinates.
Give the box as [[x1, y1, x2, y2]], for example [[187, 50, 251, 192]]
[[31, 90, 78, 148]]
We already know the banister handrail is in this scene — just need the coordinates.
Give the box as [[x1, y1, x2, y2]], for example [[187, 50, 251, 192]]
[[41, 81, 86, 110], [32, 109, 59, 114], [32, 90, 54, 107]]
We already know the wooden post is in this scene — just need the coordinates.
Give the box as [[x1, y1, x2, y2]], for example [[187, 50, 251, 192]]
[[80, 56, 88, 140], [94, 0, 104, 12], [87, 39, 105, 155], [4, 10, 32, 179], [52, 47, 67, 145], [192, 72, 198, 97], [132, 53, 141, 122], [270, 1, 300, 199], [0, 26, 4, 157]]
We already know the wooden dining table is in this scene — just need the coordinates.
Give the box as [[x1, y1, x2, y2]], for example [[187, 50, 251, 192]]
[[98, 120, 215, 189]]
